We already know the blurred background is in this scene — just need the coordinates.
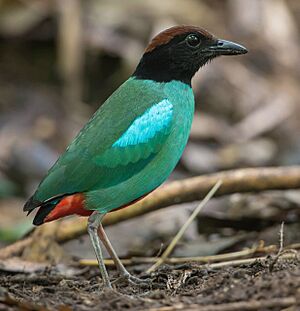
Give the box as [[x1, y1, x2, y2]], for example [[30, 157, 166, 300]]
[[0, 0, 299, 259]]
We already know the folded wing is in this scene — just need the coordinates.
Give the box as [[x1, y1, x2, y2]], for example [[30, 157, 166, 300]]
[[26, 79, 173, 209]]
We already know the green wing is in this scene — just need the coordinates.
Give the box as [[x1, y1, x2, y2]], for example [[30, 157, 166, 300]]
[[34, 78, 173, 202]]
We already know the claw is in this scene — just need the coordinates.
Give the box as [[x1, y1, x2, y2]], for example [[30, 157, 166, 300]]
[[112, 273, 152, 288]]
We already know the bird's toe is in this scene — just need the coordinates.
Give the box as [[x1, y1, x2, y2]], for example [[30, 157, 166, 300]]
[[112, 273, 151, 288]]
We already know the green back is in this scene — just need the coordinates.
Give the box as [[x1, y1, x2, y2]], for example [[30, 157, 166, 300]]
[[33, 78, 194, 213]]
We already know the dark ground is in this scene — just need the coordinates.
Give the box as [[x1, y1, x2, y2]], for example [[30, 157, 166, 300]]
[[0, 258, 299, 311], [0, 1, 300, 310]]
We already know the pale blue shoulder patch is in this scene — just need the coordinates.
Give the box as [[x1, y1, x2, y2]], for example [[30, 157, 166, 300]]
[[113, 99, 173, 148]]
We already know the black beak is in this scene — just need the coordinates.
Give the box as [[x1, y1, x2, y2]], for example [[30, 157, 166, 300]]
[[209, 39, 248, 55]]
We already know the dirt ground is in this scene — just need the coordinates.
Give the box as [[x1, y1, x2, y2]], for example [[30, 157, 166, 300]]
[[0, 257, 299, 311]]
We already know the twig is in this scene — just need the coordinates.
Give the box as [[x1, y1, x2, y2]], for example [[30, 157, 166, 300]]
[[285, 243, 300, 249], [0, 238, 32, 260], [1, 166, 300, 259], [56, 166, 300, 243], [279, 222, 284, 254], [56, 0, 85, 116], [269, 222, 299, 272], [79, 242, 279, 267], [146, 297, 296, 311], [146, 180, 222, 273], [208, 251, 298, 269]]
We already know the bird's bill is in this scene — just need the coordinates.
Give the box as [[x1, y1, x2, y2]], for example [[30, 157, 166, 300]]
[[208, 39, 248, 55]]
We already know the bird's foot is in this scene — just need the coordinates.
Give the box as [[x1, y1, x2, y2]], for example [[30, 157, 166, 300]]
[[112, 272, 151, 288]]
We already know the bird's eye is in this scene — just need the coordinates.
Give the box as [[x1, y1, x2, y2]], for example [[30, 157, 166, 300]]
[[186, 34, 201, 47]]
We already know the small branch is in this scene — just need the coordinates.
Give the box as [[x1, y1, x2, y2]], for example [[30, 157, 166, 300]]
[[1, 166, 300, 259], [56, 0, 85, 116], [147, 297, 296, 311], [0, 238, 32, 260], [79, 242, 282, 267], [207, 251, 298, 269], [56, 166, 300, 244], [269, 222, 299, 272], [278, 222, 284, 253], [146, 180, 222, 273]]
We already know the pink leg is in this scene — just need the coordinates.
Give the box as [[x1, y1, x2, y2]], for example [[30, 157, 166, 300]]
[[97, 224, 129, 276], [98, 223, 151, 285]]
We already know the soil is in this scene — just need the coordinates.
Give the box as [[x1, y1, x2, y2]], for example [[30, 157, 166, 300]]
[[0, 257, 299, 311]]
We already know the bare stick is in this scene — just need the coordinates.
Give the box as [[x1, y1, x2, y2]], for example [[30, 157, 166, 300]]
[[208, 252, 298, 269], [147, 180, 222, 273], [56, 0, 85, 115], [79, 242, 277, 267], [269, 222, 285, 272], [1, 166, 300, 259], [56, 166, 300, 243], [269, 222, 299, 272], [146, 297, 296, 311], [0, 238, 32, 260]]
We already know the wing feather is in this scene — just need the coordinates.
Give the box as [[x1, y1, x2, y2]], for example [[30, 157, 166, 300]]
[[95, 99, 173, 167], [33, 79, 173, 203]]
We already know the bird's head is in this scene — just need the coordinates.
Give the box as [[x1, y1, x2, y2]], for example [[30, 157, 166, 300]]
[[133, 25, 247, 85]]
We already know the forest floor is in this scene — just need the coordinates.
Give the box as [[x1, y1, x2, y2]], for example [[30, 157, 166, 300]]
[[0, 257, 299, 311], [1, 2, 300, 310]]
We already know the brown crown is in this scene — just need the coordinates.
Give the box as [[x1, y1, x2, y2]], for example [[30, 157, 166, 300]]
[[145, 25, 214, 53]]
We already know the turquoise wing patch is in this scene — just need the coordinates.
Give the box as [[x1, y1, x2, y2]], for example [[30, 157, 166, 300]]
[[94, 99, 173, 168], [113, 99, 173, 147]]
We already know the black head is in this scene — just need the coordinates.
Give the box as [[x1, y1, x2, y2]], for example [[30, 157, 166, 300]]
[[133, 25, 247, 85]]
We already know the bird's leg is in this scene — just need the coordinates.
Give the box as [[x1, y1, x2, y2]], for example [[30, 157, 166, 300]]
[[87, 211, 112, 289], [98, 223, 151, 286], [97, 223, 128, 276]]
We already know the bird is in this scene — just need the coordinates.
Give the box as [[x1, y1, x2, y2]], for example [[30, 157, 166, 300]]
[[24, 25, 247, 289]]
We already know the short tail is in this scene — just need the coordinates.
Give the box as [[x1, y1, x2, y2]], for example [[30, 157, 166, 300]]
[[23, 196, 42, 213], [24, 195, 65, 226], [33, 197, 65, 225], [23, 193, 91, 226]]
